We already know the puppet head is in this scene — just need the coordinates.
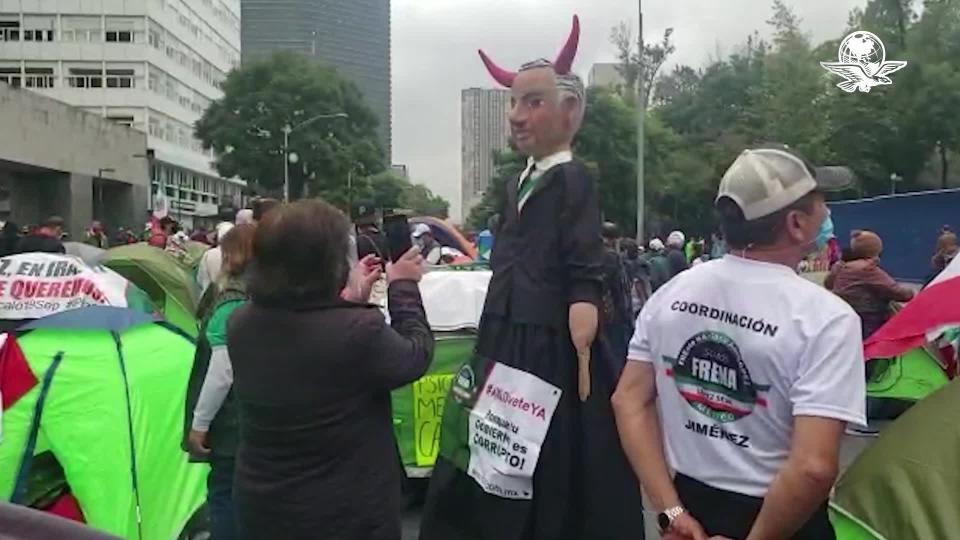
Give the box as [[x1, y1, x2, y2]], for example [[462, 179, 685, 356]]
[[479, 16, 585, 159]]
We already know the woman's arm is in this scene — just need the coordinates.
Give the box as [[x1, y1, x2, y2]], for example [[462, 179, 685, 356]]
[[868, 266, 914, 303], [357, 280, 434, 390], [192, 346, 233, 431]]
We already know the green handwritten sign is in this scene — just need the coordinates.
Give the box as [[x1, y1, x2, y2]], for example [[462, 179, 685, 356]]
[[413, 374, 454, 466]]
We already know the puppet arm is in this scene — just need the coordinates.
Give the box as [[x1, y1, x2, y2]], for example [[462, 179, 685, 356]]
[[570, 302, 598, 401], [560, 165, 604, 402]]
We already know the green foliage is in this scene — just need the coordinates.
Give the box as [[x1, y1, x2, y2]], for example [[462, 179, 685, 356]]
[[465, 150, 524, 231], [350, 172, 450, 219], [195, 51, 385, 200]]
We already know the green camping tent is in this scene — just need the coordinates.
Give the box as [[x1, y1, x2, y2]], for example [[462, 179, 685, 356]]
[[831, 379, 960, 540], [100, 245, 199, 337], [865, 346, 949, 419], [0, 307, 208, 540]]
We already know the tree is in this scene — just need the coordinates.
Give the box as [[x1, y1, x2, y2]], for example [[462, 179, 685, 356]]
[[610, 23, 676, 105], [402, 183, 450, 219], [465, 150, 524, 231], [195, 51, 385, 201], [350, 172, 450, 219]]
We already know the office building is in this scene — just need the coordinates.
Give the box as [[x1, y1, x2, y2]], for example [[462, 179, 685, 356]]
[[461, 88, 510, 218], [0, 0, 245, 229], [241, 0, 392, 160], [588, 62, 626, 89], [0, 84, 149, 235]]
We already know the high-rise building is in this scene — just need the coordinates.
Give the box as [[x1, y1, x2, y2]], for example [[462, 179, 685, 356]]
[[241, 0, 392, 160], [588, 62, 626, 89], [461, 88, 511, 219], [0, 1, 246, 229]]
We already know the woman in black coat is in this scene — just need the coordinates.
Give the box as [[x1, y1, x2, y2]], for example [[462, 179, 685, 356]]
[[226, 200, 433, 540]]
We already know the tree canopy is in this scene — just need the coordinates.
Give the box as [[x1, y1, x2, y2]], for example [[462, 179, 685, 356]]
[[196, 51, 450, 216]]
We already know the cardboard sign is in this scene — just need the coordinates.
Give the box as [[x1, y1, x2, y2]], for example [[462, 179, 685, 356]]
[[466, 363, 561, 500], [0, 253, 129, 320], [413, 374, 454, 466]]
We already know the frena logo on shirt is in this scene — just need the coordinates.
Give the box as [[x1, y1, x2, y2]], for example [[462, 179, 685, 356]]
[[664, 331, 770, 423]]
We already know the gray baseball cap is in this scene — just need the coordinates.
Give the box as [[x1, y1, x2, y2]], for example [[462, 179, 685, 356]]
[[716, 144, 854, 220]]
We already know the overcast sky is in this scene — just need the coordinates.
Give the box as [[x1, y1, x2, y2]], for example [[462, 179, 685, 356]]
[[391, 0, 866, 221]]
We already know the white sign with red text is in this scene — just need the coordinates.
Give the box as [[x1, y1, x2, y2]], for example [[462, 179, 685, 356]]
[[0, 253, 128, 320], [467, 362, 561, 500]]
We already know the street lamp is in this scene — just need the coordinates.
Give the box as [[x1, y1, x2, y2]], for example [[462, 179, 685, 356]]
[[282, 112, 349, 202], [636, 0, 646, 243]]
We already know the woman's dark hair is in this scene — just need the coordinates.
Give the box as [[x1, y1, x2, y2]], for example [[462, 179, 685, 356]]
[[249, 199, 350, 304], [220, 224, 257, 278], [252, 198, 280, 222], [716, 192, 818, 250]]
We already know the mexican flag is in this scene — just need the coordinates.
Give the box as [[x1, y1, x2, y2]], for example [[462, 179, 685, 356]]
[[864, 255, 960, 377]]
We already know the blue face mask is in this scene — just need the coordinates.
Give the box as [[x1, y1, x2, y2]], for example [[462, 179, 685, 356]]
[[814, 212, 835, 252]]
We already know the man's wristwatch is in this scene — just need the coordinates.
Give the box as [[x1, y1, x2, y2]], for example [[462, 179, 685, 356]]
[[657, 505, 686, 532]]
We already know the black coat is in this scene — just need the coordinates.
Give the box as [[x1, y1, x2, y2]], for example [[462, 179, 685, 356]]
[[226, 281, 433, 540], [484, 160, 604, 328]]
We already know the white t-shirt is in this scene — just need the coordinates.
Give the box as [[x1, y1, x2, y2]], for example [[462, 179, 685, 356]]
[[628, 255, 866, 497]]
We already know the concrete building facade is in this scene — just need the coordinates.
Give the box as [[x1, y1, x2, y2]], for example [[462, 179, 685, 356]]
[[0, 84, 149, 236], [461, 88, 510, 219], [241, 0, 392, 159], [0, 0, 245, 229]]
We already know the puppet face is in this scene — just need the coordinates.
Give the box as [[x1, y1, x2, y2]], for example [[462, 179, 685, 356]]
[[509, 67, 573, 159]]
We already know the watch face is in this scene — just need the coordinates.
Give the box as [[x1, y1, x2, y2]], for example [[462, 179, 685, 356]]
[[657, 512, 671, 531]]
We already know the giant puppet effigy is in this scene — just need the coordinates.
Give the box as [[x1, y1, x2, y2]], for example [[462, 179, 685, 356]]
[[419, 16, 646, 540]]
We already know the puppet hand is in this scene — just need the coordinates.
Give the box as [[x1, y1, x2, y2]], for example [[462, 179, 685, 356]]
[[569, 302, 598, 402]]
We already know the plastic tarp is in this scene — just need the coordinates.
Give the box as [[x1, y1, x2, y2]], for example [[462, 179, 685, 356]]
[[392, 334, 475, 471], [0, 254, 154, 324], [417, 270, 490, 331], [100, 245, 199, 337], [832, 380, 960, 540], [390, 271, 488, 472], [0, 323, 207, 539]]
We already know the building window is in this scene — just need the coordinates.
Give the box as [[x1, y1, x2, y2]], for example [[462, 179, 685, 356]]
[[0, 67, 21, 88], [148, 72, 159, 92], [0, 19, 20, 41], [148, 116, 162, 138], [24, 67, 54, 88], [105, 30, 132, 42], [105, 68, 135, 88], [23, 16, 55, 42], [68, 68, 103, 88], [107, 115, 135, 127], [61, 17, 101, 42]]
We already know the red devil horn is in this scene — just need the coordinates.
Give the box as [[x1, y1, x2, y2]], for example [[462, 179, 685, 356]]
[[479, 49, 517, 87], [553, 15, 581, 75]]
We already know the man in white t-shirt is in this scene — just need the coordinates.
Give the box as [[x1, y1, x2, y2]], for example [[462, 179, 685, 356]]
[[613, 144, 866, 540]]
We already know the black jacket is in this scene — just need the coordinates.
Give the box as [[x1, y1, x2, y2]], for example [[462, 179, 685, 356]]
[[484, 160, 604, 329], [227, 280, 433, 540]]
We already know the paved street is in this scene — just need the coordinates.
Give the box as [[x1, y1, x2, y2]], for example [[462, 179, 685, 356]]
[[400, 429, 881, 540]]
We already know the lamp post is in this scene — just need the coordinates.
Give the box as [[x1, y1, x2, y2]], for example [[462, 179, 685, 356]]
[[96, 167, 116, 221], [636, 0, 646, 242], [282, 112, 349, 202]]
